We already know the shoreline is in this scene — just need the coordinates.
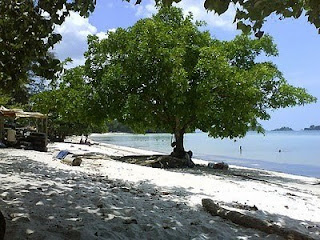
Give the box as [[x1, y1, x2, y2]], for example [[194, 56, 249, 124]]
[[87, 137, 320, 183], [67, 135, 320, 191], [0, 140, 319, 239], [90, 132, 320, 179], [99, 140, 319, 181]]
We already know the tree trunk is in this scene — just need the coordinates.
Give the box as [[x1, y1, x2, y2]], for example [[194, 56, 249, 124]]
[[171, 130, 186, 158], [175, 130, 184, 152]]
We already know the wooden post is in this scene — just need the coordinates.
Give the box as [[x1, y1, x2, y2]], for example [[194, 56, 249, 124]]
[[0, 116, 4, 142], [45, 116, 48, 137]]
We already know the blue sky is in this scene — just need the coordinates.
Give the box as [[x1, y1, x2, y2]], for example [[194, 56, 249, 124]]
[[53, 0, 320, 130]]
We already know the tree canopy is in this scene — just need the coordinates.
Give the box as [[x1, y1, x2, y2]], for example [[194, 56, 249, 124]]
[[84, 6, 316, 156], [0, 0, 96, 100], [129, 0, 320, 35], [31, 66, 108, 140], [1, 0, 319, 103]]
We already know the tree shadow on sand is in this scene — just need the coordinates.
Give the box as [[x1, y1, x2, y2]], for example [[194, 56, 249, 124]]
[[0, 152, 316, 239], [169, 163, 320, 195]]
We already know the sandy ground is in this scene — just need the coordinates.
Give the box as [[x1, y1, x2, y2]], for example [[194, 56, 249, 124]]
[[0, 139, 319, 240]]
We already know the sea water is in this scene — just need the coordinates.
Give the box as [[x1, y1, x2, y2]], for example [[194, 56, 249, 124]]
[[90, 131, 320, 178]]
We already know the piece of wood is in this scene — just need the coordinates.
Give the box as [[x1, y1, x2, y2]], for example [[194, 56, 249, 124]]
[[113, 155, 192, 168], [61, 156, 82, 166], [0, 210, 5, 240], [0, 116, 4, 141], [202, 198, 314, 240]]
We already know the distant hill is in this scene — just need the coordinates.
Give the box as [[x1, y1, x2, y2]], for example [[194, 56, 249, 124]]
[[304, 125, 320, 131], [271, 127, 294, 131]]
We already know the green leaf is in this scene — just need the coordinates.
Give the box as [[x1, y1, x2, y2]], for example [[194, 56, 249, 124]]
[[204, 0, 230, 15], [237, 21, 251, 34]]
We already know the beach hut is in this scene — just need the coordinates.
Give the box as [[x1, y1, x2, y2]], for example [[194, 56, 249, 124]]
[[0, 106, 48, 151]]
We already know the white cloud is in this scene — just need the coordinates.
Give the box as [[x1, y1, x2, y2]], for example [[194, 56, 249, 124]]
[[96, 28, 116, 40], [95, 32, 107, 40], [176, 0, 237, 30], [134, 0, 237, 31], [53, 12, 110, 68], [132, 0, 157, 18], [65, 58, 87, 69]]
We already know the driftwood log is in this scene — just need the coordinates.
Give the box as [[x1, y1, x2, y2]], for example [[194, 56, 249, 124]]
[[113, 155, 193, 168], [61, 156, 82, 166], [202, 199, 314, 240], [0, 210, 5, 240], [147, 155, 190, 168]]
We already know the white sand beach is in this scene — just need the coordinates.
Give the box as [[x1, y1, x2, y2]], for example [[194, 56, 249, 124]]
[[0, 138, 319, 240]]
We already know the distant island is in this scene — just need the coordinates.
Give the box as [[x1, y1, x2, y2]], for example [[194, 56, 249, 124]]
[[304, 125, 320, 131], [271, 127, 294, 131]]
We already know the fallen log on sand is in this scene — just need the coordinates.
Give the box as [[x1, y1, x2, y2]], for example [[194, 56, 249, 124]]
[[113, 155, 193, 168], [202, 198, 314, 240]]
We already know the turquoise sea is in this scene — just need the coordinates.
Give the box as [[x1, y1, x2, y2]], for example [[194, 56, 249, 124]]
[[90, 131, 320, 178]]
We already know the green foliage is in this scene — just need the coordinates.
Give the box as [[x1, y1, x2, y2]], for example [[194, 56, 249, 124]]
[[107, 120, 133, 133], [31, 66, 107, 140], [0, 90, 10, 106], [85, 6, 315, 152], [130, 0, 320, 34], [0, 0, 97, 100], [1, 0, 319, 105]]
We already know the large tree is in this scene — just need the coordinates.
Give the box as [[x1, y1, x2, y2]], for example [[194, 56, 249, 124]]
[[0, 0, 96, 100], [129, 0, 320, 36], [85, 6, 316, 158]]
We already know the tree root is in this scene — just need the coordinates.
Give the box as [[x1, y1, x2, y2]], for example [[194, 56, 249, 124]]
[[202, 198, 315, 240]]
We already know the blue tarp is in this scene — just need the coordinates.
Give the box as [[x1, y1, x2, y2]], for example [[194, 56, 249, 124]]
[[56, 150, 69, 160]]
